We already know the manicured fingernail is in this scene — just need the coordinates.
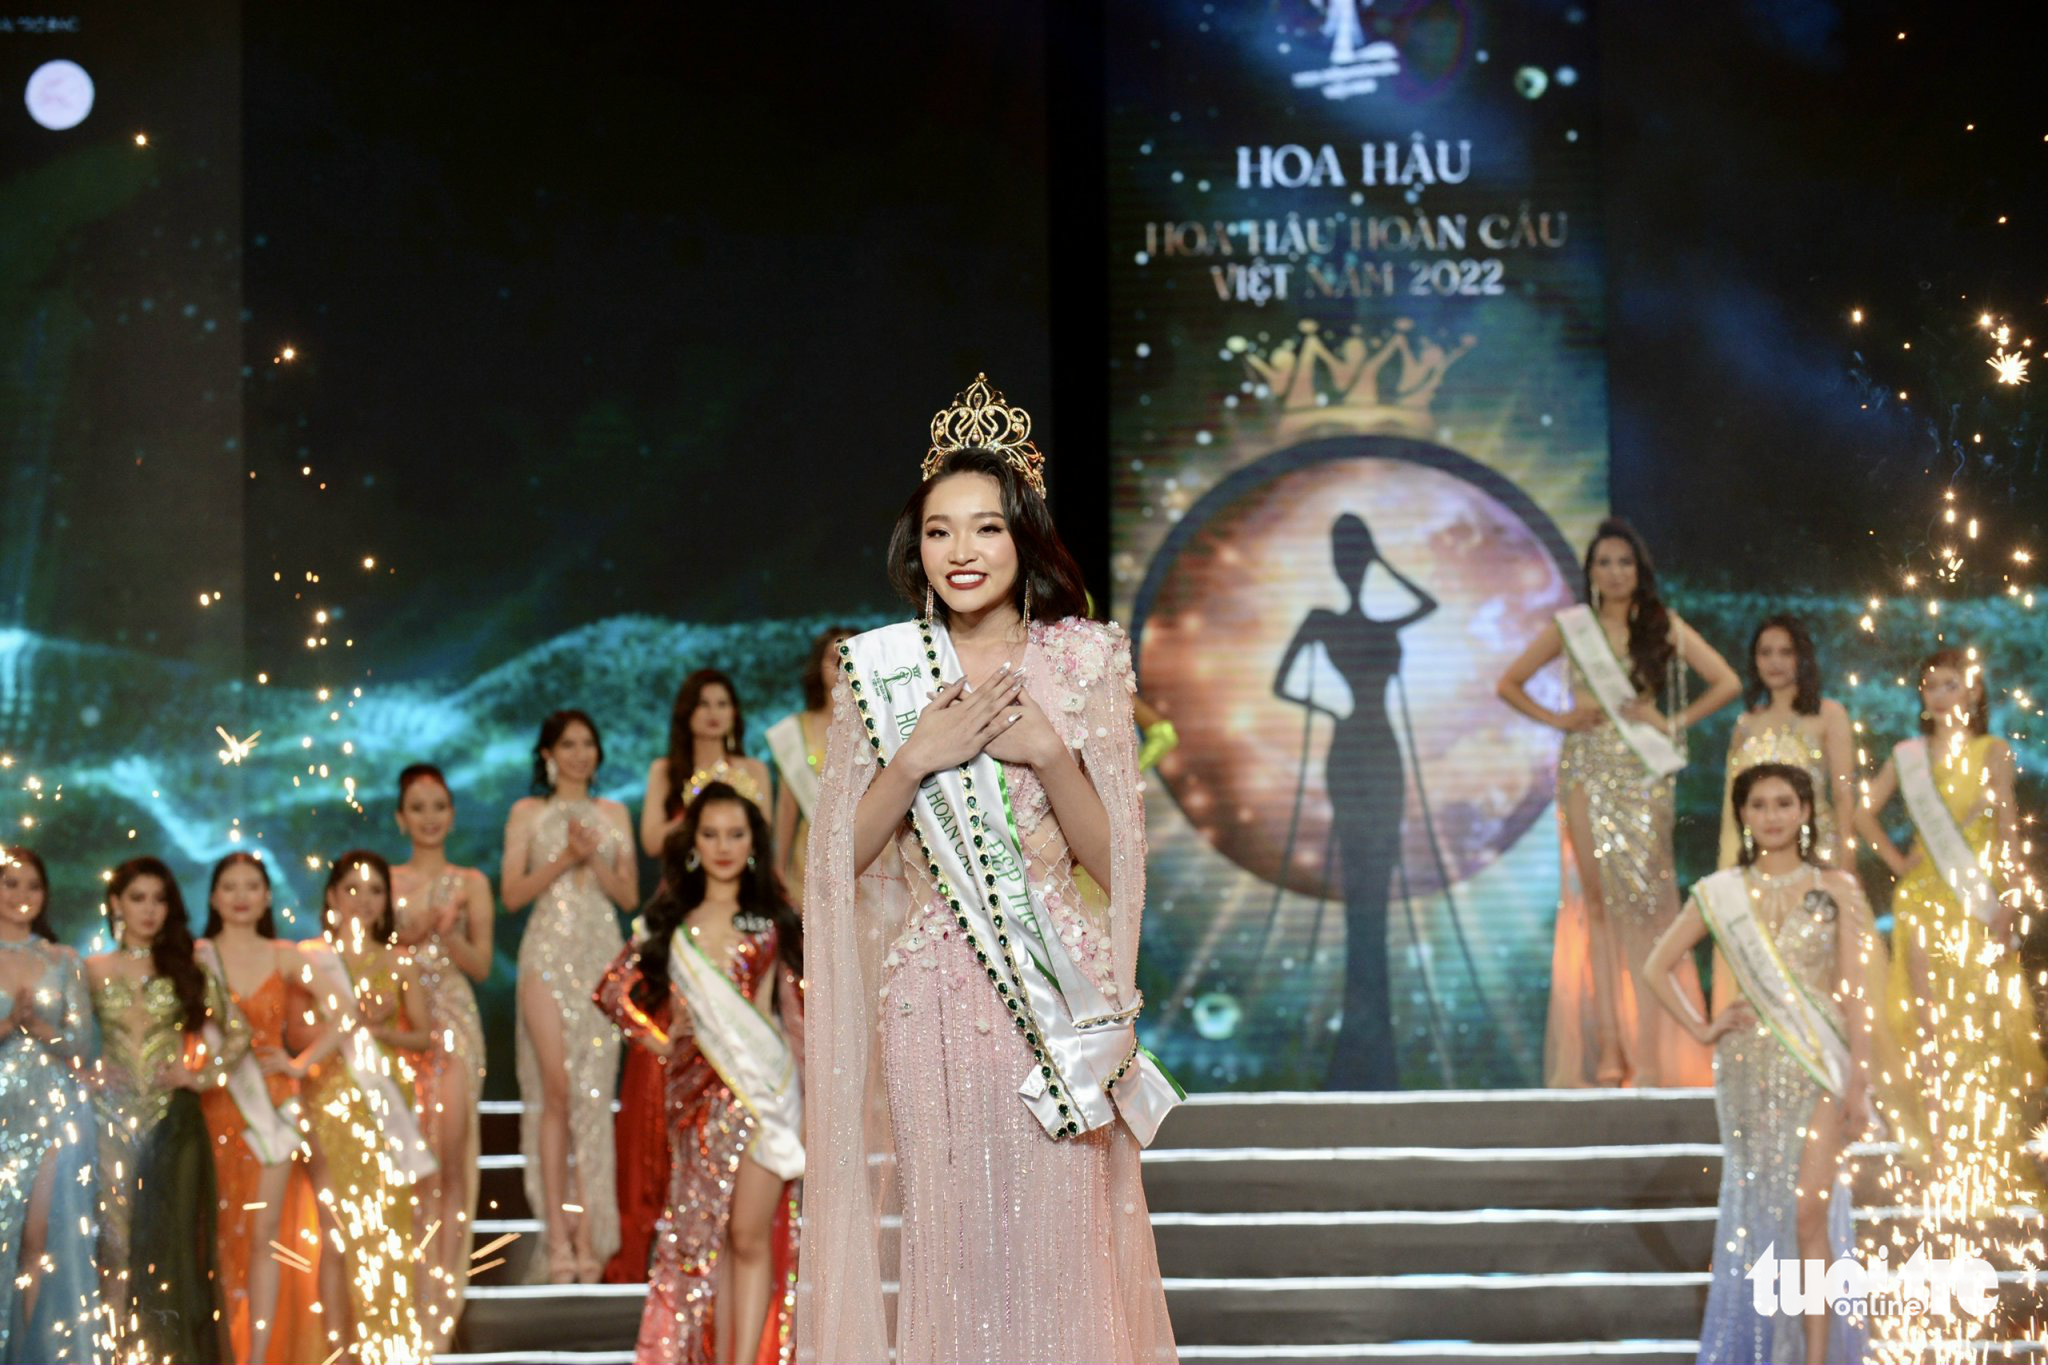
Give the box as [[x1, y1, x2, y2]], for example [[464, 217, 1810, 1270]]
[[999, 661, 1011, 671]]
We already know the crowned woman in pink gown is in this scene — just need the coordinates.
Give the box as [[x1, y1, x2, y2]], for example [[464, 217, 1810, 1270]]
[[797, 376, 1177, 1364]]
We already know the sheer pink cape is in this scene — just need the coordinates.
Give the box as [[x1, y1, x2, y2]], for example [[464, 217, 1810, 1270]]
[[794, 617, 1175, 1362]]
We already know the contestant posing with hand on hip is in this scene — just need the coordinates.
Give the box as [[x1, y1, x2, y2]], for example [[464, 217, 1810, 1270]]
[[1642, 764, 1893, 1365], [503, 710, 637, 1283], [1496, 518, 1740, 1088], [798, 375, 1177, 1364]]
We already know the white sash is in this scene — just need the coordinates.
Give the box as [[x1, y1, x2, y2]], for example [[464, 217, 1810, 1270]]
[[766, 714, 820, 822], [1555, 605, 1684, 777], [195, 942, 304, 1166], [844, 621, 1181, 1147], [1693, 868, 1848, 1097], [297, 942, 438, 1184], [667, 928, 804, 1181], [1895, 739, 1997, 925]]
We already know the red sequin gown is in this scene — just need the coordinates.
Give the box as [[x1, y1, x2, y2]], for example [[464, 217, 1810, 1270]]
[[594, 926, 803, 1364]]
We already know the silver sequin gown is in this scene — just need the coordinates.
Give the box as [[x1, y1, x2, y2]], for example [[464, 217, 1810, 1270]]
[[515, 798, 627, 1272], [1696, 865, 1865, 1364]]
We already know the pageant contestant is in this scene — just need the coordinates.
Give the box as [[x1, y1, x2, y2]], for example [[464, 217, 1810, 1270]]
[[289, 850, 433, 1362], [197, 852, 323, 1365], [90, 856, 245, 1364], [0, 848, 103, 1365], [1709, 616, 1856, 1021], [640, 670, 772, 858], [1496, 518, 1740, 1087], [800, 376, 1177, 1363], [1643, 765, 1889, 1365], [613, 673, 771, 1283], [768, 626, 854, 910], [503, 710, 635, 1283], [1854, 648, 2045, 1167], [390, 764, 492, 1349], [595, 785, 804, 1364]]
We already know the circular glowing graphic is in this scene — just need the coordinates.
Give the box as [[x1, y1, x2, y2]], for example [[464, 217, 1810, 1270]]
[[25, 60, 95, 132], [1133, 436, 1577, 901]]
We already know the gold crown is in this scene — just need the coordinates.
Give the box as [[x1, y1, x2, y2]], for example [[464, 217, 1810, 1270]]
[[924, 372, 1047, 496], [1239, 318, 1474, 439]]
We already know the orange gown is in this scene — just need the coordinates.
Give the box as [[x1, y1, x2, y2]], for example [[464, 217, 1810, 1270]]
[[199, 973, 326, 1365]]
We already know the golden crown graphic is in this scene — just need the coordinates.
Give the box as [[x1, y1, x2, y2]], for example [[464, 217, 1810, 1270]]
[[925, 372, 1047, 496], [1239, 318, 1474, 439]]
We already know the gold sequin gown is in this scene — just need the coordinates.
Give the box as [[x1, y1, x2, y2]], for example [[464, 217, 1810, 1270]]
[[515, 797, 626, 1272], [391, 865, 487, 1329], [1545, 654, 1712, 1087], [594, 925, 802, 1364], [1884, 733, 2046, 1178], [1695, 865, 1866, 1363], [93, 967, 245, 1363], [0, 940, 102, 1364], [299, 957, 423, 1363]]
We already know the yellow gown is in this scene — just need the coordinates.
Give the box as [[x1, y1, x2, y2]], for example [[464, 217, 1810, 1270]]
[[1884, 732, 2045, 1179], [300, 958, 423, 1364]]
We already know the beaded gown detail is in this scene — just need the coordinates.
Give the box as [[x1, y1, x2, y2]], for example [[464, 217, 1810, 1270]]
[[93, 968, 243, 1364], [1695, 867, 1866, 1364], [0, 941, 102, 1364], [595, 924, 803, 1364], [797, 618, 1176, 1365], [515, 797, 626, 1273], [198, 972, 324, 1365], [391, 865, 487, 1322], [1545, 651, 1713, 1087]]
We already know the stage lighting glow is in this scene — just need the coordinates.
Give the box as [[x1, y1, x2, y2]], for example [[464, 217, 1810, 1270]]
[[24, 58, 94, 130]]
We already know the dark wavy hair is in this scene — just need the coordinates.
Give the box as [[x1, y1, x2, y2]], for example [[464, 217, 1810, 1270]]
[[323, 849, 398, 944], [2, 846, 56, 942], [1583, 518, 1673, 694], [203, 850, 277, 939], [663, 670, 745, 817], [631, 783, 801, 1016], [531, 709, 605, 794], [802, 624, 859, 712], [106, 856, 209, 1032], [1731, 762, 1818, 867], [1917, 647, 1991, 737], [1745, 614, 1822, 715], [398, 762, 450, 806], [886, 448, 1090, 628]]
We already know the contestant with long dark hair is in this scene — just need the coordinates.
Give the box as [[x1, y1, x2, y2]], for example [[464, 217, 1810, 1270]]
[[1272, 510, 1437, 1089], [1496, 518, 1740, 1087], [286, 850, 433, 1361], [503, 710, 637, 1282], [612, 674, 771, 1283], [0, 847, 103, 1364], [1642, 764, 1889, 1365], [595, 784, 804, 1363], [1716, 615, 1854, 868], [198, 852, 323, 1365], [800, 377, 1175, 1363], [389, 763, 492, 1347], [89, 856, 245, 1364]]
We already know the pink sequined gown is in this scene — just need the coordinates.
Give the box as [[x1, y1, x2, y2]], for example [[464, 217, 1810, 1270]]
[[594, 927, 803, 1365], [797, 617, 1177, 1365]]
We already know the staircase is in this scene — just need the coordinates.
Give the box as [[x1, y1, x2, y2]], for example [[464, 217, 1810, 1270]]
[[446, 1090, 2043, 1363]]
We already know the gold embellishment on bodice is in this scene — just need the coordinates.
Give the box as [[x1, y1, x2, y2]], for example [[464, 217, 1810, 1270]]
[[93, 973, 191, 1133]]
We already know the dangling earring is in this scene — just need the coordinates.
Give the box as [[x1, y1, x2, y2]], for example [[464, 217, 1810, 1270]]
[[684, 850, 701, 872], [1740, 826, 1755, 860], [922, 584, 934, 626], [725, 732, 739, 755], [1590, 586, 1603, 611], [746, 854, 757, 871], [1022, 581, 1033, 638], [1799, 822, 1813, 859], [544, 755, 560, 787]]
